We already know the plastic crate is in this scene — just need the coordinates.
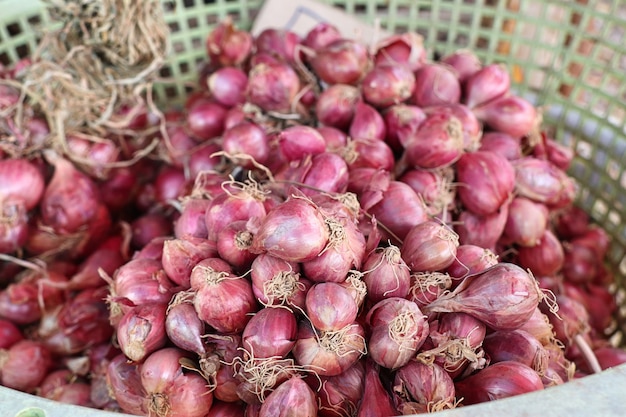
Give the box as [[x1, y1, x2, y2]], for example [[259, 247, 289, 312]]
[[1, 0, 625, 416]]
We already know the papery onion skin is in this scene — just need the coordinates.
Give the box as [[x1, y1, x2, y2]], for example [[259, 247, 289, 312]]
[[401, 220, 459, 272], [516, 230, 564, 277], [292, 321, 366, 377], [242, 307, 297, 358], [311, 39, 370, 86], [366, 297, 429, 369], [250, 196, 329, 263], [259, 377, 318, 417], [141, 347, 213, 417], [455, 361, 544, 405], [306, 282, 358, 332], [456, 150, 515, 216], [393, 361, 456, 412], [424, 263, 541, 330], [356, 359, 397, 417], [0, 340, 52, 393], [0, 158, 45, 210], [117, 302, 168, 363]]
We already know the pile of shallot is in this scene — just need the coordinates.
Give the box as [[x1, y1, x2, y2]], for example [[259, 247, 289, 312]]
[[1, 18, 625, 417]]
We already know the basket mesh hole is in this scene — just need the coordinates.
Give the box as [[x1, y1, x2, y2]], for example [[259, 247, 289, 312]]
[[187, 17, 199, 29], [179, 61, 190, 74], [0, 52, 8, 66], [184, 0, 195, 7], [192, 37, 202, 49], [27, 14, 42, 25], [6, 22, 22, 37], [16, 44, 30, 59], [206, 13, 220, 25], [164, 85, 177, 98], [159, 66, 172, 77], [169, 21, 180, 33]]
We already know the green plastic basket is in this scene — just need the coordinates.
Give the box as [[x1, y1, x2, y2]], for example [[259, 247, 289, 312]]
[[1, 0, 625, 416]]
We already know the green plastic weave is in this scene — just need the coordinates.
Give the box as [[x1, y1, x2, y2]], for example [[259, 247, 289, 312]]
[[1, 0, 625, 339]]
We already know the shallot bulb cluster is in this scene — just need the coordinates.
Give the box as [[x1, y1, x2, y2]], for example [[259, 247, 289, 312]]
[[1, 14, 623, 417]]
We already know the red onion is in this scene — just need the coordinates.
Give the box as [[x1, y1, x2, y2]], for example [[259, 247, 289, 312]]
[[217, 220, 256, 270], [356, 359, 397, 417], [0, 200, 28, 253], [39, 287, 113, 355], [583, 284, 616, 333], [456, 200, 509, 251], [317, 126, 348, 150], [174, 198, 210, 239], [362, 245, 411, 302], [368, 181, 429, 242], [0, 158, 45, 210], [255, 28, 301, 64], [243, 307, 297, 358], [141, 348, 213, 417], [278, 125, 326, 161], [311, 39, 370, 85], [307, 360, 364, 417], [222, 121, 271, 168], [517, 230, 564, 277], [503, 197, 548, 247], [0, 340, 52, 392], [553, 205, 589, 239], [207, 401, 247, 417], [303, 22, 342, 51], [0, 270, 66, 325], [259, 377, 317, 417], [0, 318, 22, 349], [456, 150, 516, 215], [293, 320, 366, 376], [571, 226, 611, 260], [133, 236, 168, 261], [441, 49, 482, 82], [206, 18, 253, 67], [67, 235, 125, 290], [306, 282, 358, 331], [349, 102, 386, 141], [472, 95, 537, 139], [403, 113, 464, 169], [205, 185, 267, 242], [479, 131, 522, 160], [41, 154, 102, 234], [65, 136, 120, 178], [315, 84, 361, 130], [117, 302, 167, 362], [247, 62, 301, 113], [393, 361, 456, 413], [207, 67, 247, 107], [287, 152, 351, 198], [374, 32, 426, 72], [131, 212, 173, 249], [545, 138, 574, 171], [361, 64, 415, 108], [213, 365, 240, 403], [483, 329, 548, 375], [343, 137, 394, 172], [408, 271, 452, 307], [464, 64, 510, 108], [543, 294, 589, 345], [590, 347, 626, 371], [445, 244, 499, 280], [517, 307, 555, 346], [111, 258, 177, 322], [455, 361, 544, 405], [192, 265, 257, 333], [250, 254, 309, 309], [106, 353, 146, 414], [165, 294, 206, 355], [412, 63, 461, 107], [188, 142, 223, 178], [424, 263, 541, 330], [366, 297, 429, 369], [186, 99, 228, 141], [399, 167, 455, 216], [514, 157, 576, 207], [419, 312, 487, 378], [41, 370, 93, 406], [401, 220, 459, 272], [154, 166, 192, 204], [561, 242, 598, 285], [383, 104, 427, 152], [425, 103, 483, 151], [250, 196, 329, 262]]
